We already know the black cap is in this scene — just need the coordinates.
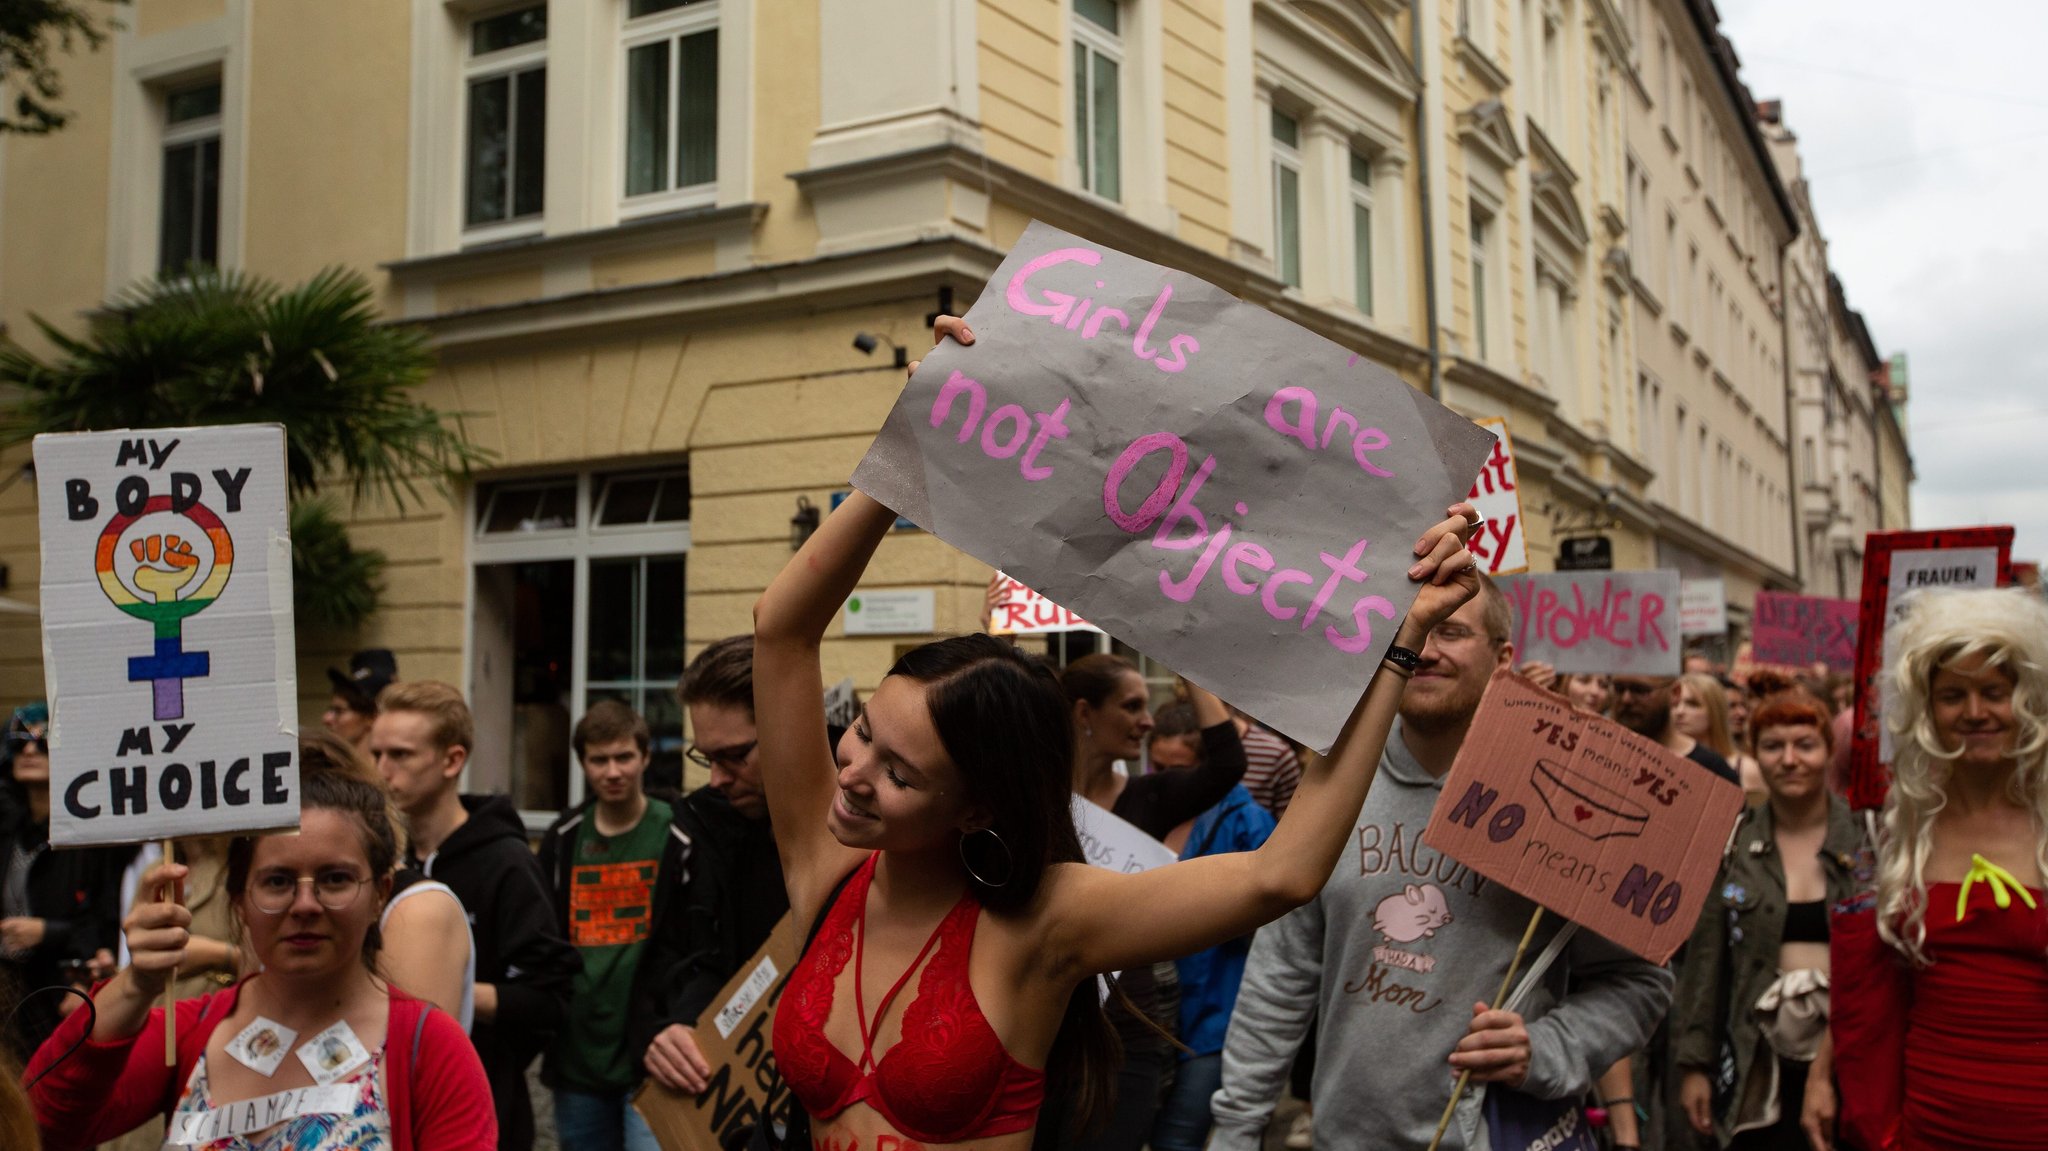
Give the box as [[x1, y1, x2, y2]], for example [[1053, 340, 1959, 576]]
[[327, 649, 398, 713]]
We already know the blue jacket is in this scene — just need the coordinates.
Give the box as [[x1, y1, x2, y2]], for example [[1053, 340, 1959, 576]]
[[1175, 784, 1277, 1057]]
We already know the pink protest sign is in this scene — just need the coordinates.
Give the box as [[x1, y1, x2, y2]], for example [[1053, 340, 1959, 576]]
[[1423, 671, 1745, 963], [851, 221, 1497, 753], [1750, 591, 1858, 672], [1465, 418, 1527, 575], [1497, 570, 1682, 676], [990, 572, 1101, 636]]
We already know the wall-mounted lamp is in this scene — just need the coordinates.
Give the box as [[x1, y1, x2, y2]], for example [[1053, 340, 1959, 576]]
[[853, 331, 908, 369], [790, 495, 820, 550]]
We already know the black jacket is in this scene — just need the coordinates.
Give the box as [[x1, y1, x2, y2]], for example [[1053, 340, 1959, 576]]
[[0, 808, 127, 1060], [623, 786, 788, 1072], [412, 794, 580, 1151]]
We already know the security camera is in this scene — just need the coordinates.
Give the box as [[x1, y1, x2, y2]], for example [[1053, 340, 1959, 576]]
[[852, 332, 879, 355]]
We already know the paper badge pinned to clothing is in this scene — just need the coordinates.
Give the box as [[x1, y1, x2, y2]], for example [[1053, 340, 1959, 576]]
[[224, 1016, 297, 1077], [295, 1020, 371, 1086]]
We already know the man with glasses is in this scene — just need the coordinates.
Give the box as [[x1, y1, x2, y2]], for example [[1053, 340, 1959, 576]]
[[373, 680, 578, 1151], [538, 700, 679, 1151], [1212, 577, 1672, 1151], [629, 635, 791, 1096]]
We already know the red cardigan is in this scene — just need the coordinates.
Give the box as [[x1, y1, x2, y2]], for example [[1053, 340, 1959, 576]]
[[25, 979, 495, 1151]]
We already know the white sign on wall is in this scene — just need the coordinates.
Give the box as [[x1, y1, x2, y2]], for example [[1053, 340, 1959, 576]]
[[1679, 578, 1728, 637], [843, 588, 936, 636], [35, 426, 299, 847]]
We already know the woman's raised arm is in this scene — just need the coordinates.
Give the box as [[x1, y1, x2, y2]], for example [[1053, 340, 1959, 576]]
[[1039, 506, 1480, 980], [753, 318, 976, 919]]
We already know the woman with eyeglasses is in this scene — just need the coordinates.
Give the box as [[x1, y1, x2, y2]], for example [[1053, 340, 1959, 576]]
[[24, 745, 494, 1150], [750, 316, 1480, 1151], [0, 703, 128, 1063]]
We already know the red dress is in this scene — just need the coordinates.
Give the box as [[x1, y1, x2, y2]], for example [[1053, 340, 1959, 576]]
[[1833, 880, 2048, 1150]]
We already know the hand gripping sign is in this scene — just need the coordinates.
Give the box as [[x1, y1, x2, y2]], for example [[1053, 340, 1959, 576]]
[[1422, 671, 1743, 963], [35, 426, 298, 847], [852, 221, 1496, 754]]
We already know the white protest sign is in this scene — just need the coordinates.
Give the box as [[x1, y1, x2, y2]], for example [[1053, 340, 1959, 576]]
[[1465, 418, 1528, 575], [34, 426, 298, 847], [1679, 579, 1727, 637], [1498, 570, 1683, 675], [1070, 794, 1177, 874], [990, 571, 1102, 635]]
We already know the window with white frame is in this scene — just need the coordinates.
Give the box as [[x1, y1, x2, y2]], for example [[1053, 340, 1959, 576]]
[[470, 468, 692, 816], [623, 0, 719, 207], [159, 80, 222, 273], [1350, 149, 1375, 316], [1072, 0, 1122, 202], [1272, 109, 1302, 288], [1470, 204, 1493, 359], [464, 5, 547, 234]]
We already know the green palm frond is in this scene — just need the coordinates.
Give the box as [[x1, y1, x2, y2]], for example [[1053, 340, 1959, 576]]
[[289, 498, 386, 631], [0, 264, 493, 510]]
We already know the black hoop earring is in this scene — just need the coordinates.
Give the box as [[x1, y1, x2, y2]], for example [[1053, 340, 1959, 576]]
[[958, 827, 1015, 889]]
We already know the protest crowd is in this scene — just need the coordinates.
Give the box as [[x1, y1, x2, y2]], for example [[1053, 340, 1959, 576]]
[[4, 285, 2047, 1151]]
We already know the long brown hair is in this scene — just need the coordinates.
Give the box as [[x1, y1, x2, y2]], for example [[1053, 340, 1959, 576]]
[[0, 1047, 40, 1150]]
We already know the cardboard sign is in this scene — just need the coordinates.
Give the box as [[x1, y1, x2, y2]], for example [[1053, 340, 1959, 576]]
[[634, 914, 801, 1151], [1847, 527, 2015, 809], [1422, 671, 1744, 963], [1465, 418, 1528, 575], [1678, 579, 1727, 638], [851, 221, 1496, 753], [1750, 591, 1857, 672], [990, 571, 1101, 635], [1071, 794, 1178, 875], [34, 426, 298, 847], [1497, 571, 1682, 675]]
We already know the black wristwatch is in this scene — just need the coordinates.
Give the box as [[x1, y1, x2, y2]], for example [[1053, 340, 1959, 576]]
[[1382, 644, 1421, 674]]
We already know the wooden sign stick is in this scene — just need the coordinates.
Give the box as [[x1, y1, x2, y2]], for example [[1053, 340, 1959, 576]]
[[163, 837, 177, 1067], [1424, 906, 1545, 1151]]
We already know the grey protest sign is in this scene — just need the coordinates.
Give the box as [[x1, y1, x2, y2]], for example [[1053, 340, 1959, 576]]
[[1497, 570, 1684, 675], [851, 220, 1496, 752]]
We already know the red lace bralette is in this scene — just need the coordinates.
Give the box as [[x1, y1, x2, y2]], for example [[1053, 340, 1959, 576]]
[[773, 853, 1046, 1144]]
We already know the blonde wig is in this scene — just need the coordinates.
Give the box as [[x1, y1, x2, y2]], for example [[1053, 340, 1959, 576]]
[[1876, 587, 2048, 965], [1677, 673, 1737, 759]]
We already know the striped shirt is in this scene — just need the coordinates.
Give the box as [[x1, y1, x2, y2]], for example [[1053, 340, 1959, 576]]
[[1238, 723, 1302, 817]]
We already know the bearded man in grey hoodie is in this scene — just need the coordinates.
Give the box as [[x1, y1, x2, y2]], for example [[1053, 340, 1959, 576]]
[[1209, 575, 1673, 1151]]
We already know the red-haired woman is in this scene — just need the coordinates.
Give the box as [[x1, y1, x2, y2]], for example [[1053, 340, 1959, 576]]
[[1672, 689, 1865, 1149]]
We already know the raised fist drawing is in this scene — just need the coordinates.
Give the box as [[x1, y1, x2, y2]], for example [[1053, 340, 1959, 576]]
[[130, 533, 201, 602]]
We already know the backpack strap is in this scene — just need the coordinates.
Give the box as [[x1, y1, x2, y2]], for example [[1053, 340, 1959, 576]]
[[412, 1004, 429, 1066]]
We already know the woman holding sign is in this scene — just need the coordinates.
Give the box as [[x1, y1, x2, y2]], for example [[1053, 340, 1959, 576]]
[[1816, 587, 2048, 1151], [23, 749, 494, 1150], [753, 316, 1481, 1150], [1670, 687, 1864, 1149]]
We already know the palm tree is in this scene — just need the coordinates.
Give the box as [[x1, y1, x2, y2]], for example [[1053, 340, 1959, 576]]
[[0, 265, 490, 627]]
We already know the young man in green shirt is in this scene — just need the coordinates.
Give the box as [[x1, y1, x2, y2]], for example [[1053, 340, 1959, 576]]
[[539, 700, 686, 1151]]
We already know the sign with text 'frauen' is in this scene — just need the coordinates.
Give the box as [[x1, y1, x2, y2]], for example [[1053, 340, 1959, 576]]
[[852, 221, 1496, 753], [35, 426, 298, 847]]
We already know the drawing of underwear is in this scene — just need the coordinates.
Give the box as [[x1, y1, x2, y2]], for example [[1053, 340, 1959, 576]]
[[1531, 757, 1650, 841]]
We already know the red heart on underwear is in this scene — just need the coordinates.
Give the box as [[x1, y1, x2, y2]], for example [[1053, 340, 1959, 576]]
[[1573, 804, 1594, 822]]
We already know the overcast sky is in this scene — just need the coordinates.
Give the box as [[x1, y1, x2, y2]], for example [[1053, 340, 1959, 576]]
[[1717, 0, 2048, 566]]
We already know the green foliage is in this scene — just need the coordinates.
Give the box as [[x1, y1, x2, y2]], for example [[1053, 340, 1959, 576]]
[[0, 264, 491, 510], [289, 499, 386, 631], [0, 0, 125, 134], [0, 264, 492, 630]]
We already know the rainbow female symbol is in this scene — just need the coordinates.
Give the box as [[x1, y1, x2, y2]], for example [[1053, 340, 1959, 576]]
[[94, 495, 235, 721]]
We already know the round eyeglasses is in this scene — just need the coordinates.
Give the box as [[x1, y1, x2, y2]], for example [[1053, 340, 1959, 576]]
[[248, 870, 374, 914]]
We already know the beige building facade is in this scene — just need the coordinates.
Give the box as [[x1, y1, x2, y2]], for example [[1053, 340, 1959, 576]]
[[0, 0, 1889, 813]]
